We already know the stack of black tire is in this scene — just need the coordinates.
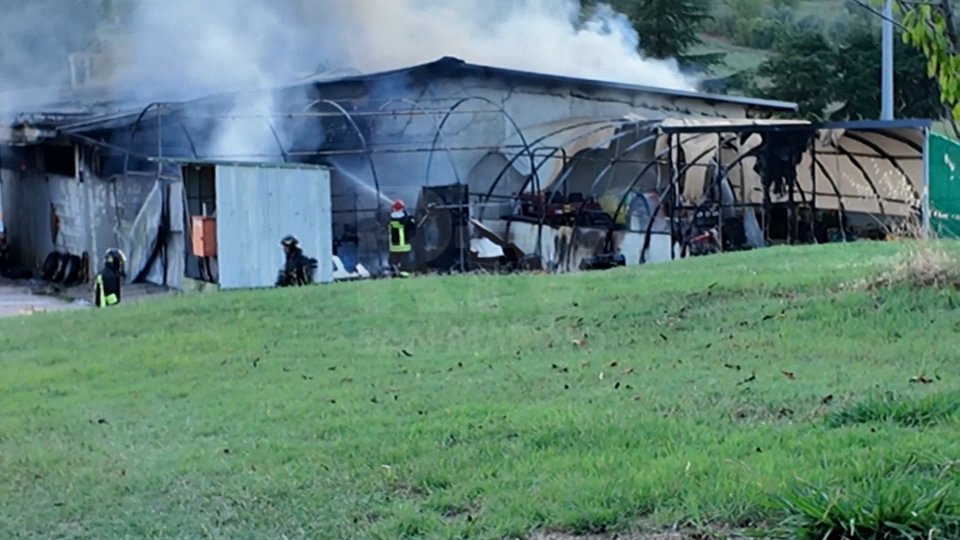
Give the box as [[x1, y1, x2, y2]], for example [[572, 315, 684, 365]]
[[40, 251, 85, 287]]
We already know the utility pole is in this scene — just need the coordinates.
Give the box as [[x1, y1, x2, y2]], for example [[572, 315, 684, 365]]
[[881, 0, 894, 120]]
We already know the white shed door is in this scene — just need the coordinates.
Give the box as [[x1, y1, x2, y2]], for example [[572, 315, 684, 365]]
[[215, 163, 333, 289]]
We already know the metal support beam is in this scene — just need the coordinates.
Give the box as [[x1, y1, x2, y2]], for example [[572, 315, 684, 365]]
[[881, 0, 895, 120]]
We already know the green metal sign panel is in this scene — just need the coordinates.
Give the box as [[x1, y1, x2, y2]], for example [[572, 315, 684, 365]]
[[929, 133, 960, 238]]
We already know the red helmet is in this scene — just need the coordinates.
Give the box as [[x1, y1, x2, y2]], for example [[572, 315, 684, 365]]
[[391, 199, 405, 212]]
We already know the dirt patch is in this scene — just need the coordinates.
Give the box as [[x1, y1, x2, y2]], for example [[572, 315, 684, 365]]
[[0, 281, 85, 318], [0, 278, 174, 319]]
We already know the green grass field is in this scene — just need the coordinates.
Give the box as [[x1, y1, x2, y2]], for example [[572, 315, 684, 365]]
[[1, 242, 959, 539]]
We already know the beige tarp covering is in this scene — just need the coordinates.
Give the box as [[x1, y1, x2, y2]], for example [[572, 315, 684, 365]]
[[662, 120, 924, 218], [730, 128, 923, 217], [498, 116, 630, 190], [500, 117, 815, 202], [493, 116, 923, 219], [655, 118, 810, 204]]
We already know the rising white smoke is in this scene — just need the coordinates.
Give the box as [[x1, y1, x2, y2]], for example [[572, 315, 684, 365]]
[[0, 0, 697, 157], [302, 0, 696, 91], [2, 0, 695, 103]]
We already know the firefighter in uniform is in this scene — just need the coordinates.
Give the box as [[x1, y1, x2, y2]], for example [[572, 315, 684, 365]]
[[275, 235, 318, 287], [94, 248, 126, 308], [388, 200, 417, 276]]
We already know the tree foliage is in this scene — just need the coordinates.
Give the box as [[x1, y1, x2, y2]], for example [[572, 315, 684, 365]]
[[756, 23, 942, 121], [834, 24, 942, 119], [897, 0, 960, 118], [620, 0, 717, 66], [757, 29, 839, 120]]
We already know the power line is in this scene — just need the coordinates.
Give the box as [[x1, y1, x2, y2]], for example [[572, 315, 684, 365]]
[[849, 0, 908, 30], [850, 0, 954, 29]]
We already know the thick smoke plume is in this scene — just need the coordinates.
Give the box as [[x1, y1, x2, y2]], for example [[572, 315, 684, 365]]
[[0, 0, 696, 157], [305, 0, 695, 91], [1, 0, 694, 105]]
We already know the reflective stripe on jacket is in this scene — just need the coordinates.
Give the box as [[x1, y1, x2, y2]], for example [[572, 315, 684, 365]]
[[389, 220, 412, 253], [95, 274, 119, 307]]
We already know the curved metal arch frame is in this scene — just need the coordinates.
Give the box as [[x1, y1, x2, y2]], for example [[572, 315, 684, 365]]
[[221, 94, 290, 163], [375, 98, 462, 185], [475, 118, 636, 220], [597, 144, 676, 267], [676, 144, 816, 254], [697, 146, 859, 248], [690, 133, 874, 249], [869, 128, 923, 153], [727, 134, 848, 244], [600, 131, 851, 267], [830, 146, 888, 218], [546, 129, 718, 205], [839, 132, 921, 203], [555, 130, 665, 271], [501, 125, 650, 261], [685, 134, 856, 251], [560, 131, 736, 270], [476, 118, 631, 198], [563, 133, 736, 270], [520, 128, 720, 270], [651, 138, 741, 259], [122, 102, 200, 180], [502, 124, 642, 207], [582, 124, 661, 203], [303, 98, 387, 270], [424, 96, 536, 190], [807, 159, 850, 241]]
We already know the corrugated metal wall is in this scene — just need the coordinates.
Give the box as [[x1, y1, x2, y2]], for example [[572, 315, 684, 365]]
[[215, 163, 332, 289]]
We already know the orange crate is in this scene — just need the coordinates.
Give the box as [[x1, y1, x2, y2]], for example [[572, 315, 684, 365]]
[[191, 216, 217, 257]]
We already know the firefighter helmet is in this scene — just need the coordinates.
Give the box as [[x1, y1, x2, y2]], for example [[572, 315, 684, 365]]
[[104, 248, 126, 266], [280, 235, 300, 248]]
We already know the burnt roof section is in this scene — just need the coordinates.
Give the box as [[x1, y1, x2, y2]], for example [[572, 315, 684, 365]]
[[301, 56, 799, 112], [47, 56, 798, 136]]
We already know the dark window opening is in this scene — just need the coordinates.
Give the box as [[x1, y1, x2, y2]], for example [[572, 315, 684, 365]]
[[43, 145, 76, 177], [183, 164, 218, 283], [184, 165, 216, 216]]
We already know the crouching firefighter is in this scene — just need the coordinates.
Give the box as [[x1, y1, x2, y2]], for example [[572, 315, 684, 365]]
[[276, 235, 318, 287], [94, 248, 126, 308], [388, 200, 417, 277]]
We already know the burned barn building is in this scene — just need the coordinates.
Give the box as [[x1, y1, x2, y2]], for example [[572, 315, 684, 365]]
[[0, 56, 932, 291]]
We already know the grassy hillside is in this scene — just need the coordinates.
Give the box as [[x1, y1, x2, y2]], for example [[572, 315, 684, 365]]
[[693, 35, 770, 77], [1, 242, 959, 539]]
